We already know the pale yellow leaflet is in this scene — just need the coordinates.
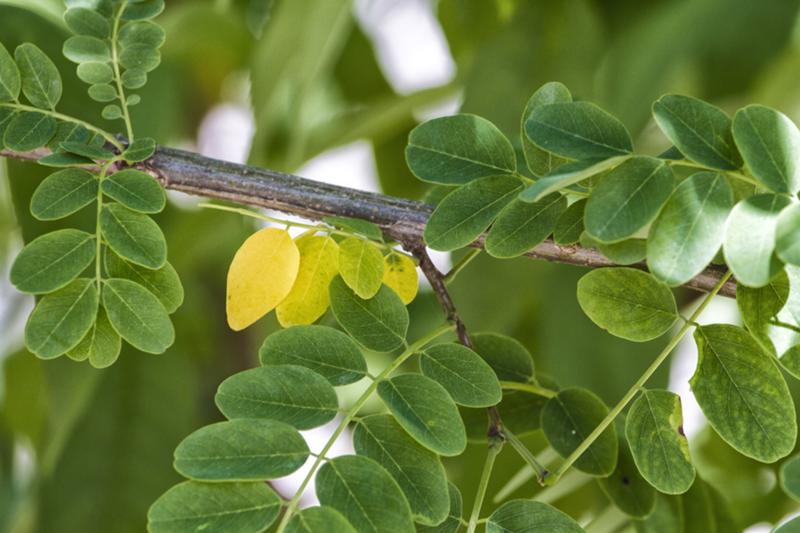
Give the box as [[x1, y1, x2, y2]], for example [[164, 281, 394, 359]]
[[382, 252, 418, 305], [276, 235, 340, 327]]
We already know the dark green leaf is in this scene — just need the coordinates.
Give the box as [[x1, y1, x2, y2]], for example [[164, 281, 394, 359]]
[[424, 175, 523, 251], [598, 430, 656, 518], [486, 500, 584, 533], [119, 21, 166, 48], [285, 507, 356, 533], [123, 137, 156, 162], [10, 229, 95, 294], [780, 454, 800, 501], [76, 61, 113, 84], [518, 156, 628, 203], [4, 111, 56, 151], [776, 204, 800, 266], [417, 482, 461, 533], [692, 324, 796, 462], [64, 7, 110, 38], [63, 36, 110, 64], [378, 374, 467, 456], [100, 203, 167, 269], [329, 277, 408, 352], [406, 114, 516, 185], [60, 141, 114, 160], [30, 168, 97, 220], [577, 268, 678, 342], [105, 250, 183, 314], [148, 481, 280, 533], [0, 107, 16, 149], [66, 307, 120, 368], [38, 152, 94, 167], [102, 278, 174, 353], [485, 194, 566, 258], [521, 81, 572, 177], [102, 169, 165, 213], [323, 215, 384, 242], [419, 343, 502, 407], [215, 365, 338, 430], [541, 388, 618, 476], [15, 43, 62, 109], [553, 199, 586, 245], [0, 42, 20, 102], [471, 332, 534, 383]]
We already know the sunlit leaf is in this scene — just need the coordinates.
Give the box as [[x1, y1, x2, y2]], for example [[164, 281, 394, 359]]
[[776, 203, 800, 266], [382, 252, 418, 305], [338, 237, 384, 299], [518, 156, 629, 203], [0, 42, 21, 102], [275, 235, 338, 327], [64, 7, 110, 38]]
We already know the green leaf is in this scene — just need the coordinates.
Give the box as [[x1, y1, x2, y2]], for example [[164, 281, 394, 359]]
[[119, 20, 166, 48], [258, 325, 366, 386], [524, 101, 633, 160], [775, 516, 800, 533], [10, 229, 95, 294], [4, 111, 56, 151], [541, 388, 618, 476], [317, 455, 414, 533], [419, 343, 502, 407], [323, 215, 383, 241], [378, 374, 467, 456], [64, 7, 110, 38], [737, 270, 789, 351], [423, 175, 523, 251], [692, 324, 797, 462], [100, 203, 167, 269], [24, 278, 99, 359], [485, 194, 566, 258], [463, 390, 549, 442], [723, 194, 791, 287], [417, 482, 461, 533], [102, 169, 166, 213], [329, 277, 408, 352], [174, 418, 308, 481], [0, 42, 20, 102], [119, 44, 161, 72], [577, 268, 678, 342], [66, 307, 120, 368], [776, 204, 800, 266], [471, 332, 534, 383], [518, 156, 628, 203], [60, 140, 114, 160], [647, 172, 734, 286], [597, 429, 656, 518], [148, 481, 280, 533], [102, 278, 174, 353], [121, 0, 165, 21], [553, 199, 586, 245], [38, 152, 94, 167], [88, 83, 116, 102], [123, 137, 156, 162], [338, 237, 385, 299], [584, 156, 674, 243], [652, 95, 741, 170], [215, 365, 338, 430], [595, 238, 647, 266], [285, 507, 356, 533], [781, 344, 800, 380], [102, 104, 122, 120], [0, 107, 16, 149], [105, 250, 183, 314], [121, 68, 146, 89], [780, 454, 800, 501], [486, 500, 584, 533], [732, 104, 800, 194], [62, 36, 110, 64], [405, 114, 516, 185], [626, 390, 695, 494], [15, 43, 62, 109], [353, 414, 449, 526], [521, 81, 572, 177]]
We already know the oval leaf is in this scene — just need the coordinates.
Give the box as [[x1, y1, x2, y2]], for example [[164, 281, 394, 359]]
[[0, 42, 21, 102], [10, 228, 95, 294], [102, 168, 166, 213], [737, 270, 789, 351], [417, 482, 462, 533], [487, 500, 584, 533], [419, 343, 502, 407], [776, 203, 800, 266], [66, 307, 121, 368], [30, 168, 98, 220], [15, 43, 62, 109], [285, 507, 356, 533], [105, 250, 183, 314], [382, 252, 418, 305], [597, 431, 656, 518], [275, 235, 339, 327], [486, 194, 566, 258], [521, 81, 572, 177], [553, 199, 586, 246], [100, 204, 167, 269], [102, 278, 174, 353], [519, 156, 628, 203], [471, 332, 534, 383], [338, 237, 384, 299], [4, 111, 56, 152], [780, 454, 800, 501]]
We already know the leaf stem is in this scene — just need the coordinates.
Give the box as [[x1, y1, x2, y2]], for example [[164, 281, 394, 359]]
[[466, 441, 503, 533], [444, 248, 481, 284], [542, 270, 733, 485], [111, 0, 135, 142], [274, 323, 455, 533], [95, 158, 118, 289], [499, 380, 557, 398], [503, 427, 548, 479]]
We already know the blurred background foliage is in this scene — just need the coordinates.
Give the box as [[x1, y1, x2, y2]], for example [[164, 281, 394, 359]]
[[1, 0, 800, 531]]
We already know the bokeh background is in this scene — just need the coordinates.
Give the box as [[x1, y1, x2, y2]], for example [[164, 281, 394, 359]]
[[2, 0, 800, 531]]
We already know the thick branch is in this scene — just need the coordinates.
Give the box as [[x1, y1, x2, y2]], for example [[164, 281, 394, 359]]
[[0, 145, 736, 297]]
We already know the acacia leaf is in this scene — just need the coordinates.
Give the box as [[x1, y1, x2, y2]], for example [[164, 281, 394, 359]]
[[487, 500, 584, 533], [776, 203, 800, 266], [66, 307, 120, 368], [780, 454, 800, 501], [10, 229, 95, 294], [105, 250, 183, 314], [15, 43, 62, 109], [419, 343, 502, 407], [521, 81, 572, 177], [486, 194, 566, 258], [102, 278, 174, 353], [64, 7, 110, 38], [285, 507, 356, 533], [102, 169, 166, 213], [275, 235, 338, 327], [471, 332, 534, 383], [4, 111, 56, 151], [382, 252, 418, 305], [598, 430, 656, 518], [100, 204, 167, 269], [338, 237, 384, 299], [519, 156, 628, 203], [553, 199, 586, 245], [0, 42, 21, 102], [29, 168, 97, 220]]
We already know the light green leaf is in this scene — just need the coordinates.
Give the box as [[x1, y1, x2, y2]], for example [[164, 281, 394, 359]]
[[598, 429, 656, 518], [285, 507, 356, 533], [88, 83, 116, 102], [30, 168, 97, 220], [329, 276, 408, 352], [424, 175, 523, 251], [105, 250, 183, 314], [626, 390, 695, 494], [102, 168, 165, 213], [585, 156, 674, 243], [121, 68, 146, 89], [780, 454, 800, 501], [471, 332, 534, 383], [316, 455, 414, 533], [258, 325, 366, 386], [417, 482, 462, 533], [338, 237, 384, 299], [652, 95, 741, 170], [692, 324, 797, 462], [524, 101, 633, 160], [24, 278, 98, 359], [723, 194, 791, 287], [4, 111, 56, 151], [378, 374, 466, 456], [119, 21, 166, 48], [406, 114, 516, 185], [66, 307, 120, 368], [553, 199, 586, 245], [647, 172, 734, 286], [775, 516, 800, 533], [486, 500, 584, 533], [10, 229, 95, 294], [732, 104, 800, 194], [0, 107, 15, 149], [485, 194, 566, 258], [62, 36, 110, 64], [77, 61, 112, 84], [577, 268, 678, 342], [518, 156, 628, 203], [737, 270, 789, 351], [64, 7, 110, 38], [119, 44, 161, 72], [541, 388, 618, 476], [0, 42, 20, 102], [776, 204, 800, 266], [102, 104, 122, 120], [419, 343, 502, 407], [148, 481, 280, 533], [595, 238, 647, 266], [780, 344, 800, 380], [174, 418, 309, 481], [121, 0, 165, 21], [123, 137, 156, 162], [353, 414, 449, 526], [323, 215, 383, 242], [15, 43, 62, 109], [215, 365, 338, 430], [102, 278, 174, 353], [521, 81, 572, 177], [100, 203, 167, 269]]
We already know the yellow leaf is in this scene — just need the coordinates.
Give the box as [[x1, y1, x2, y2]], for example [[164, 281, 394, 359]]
[[276, 235, 339, 326], [338, 237, 385, 299], [382, 252, 418, 305], [226, 228, 300, 331]]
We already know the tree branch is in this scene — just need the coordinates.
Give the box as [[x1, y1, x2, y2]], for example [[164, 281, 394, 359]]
[[0, 144, 736, 297]]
